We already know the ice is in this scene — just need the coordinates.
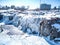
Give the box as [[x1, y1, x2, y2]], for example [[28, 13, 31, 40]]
[[0, 23, 50, 45], [2, 25, 24, 35], [0, 10, 60, 45]]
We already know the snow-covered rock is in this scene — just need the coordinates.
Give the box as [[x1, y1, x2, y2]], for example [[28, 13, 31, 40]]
[[52, 23, 60, 31], [1, 25, 24, 35]]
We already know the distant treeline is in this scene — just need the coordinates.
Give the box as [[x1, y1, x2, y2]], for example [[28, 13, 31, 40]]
[[0, 5, 29, 11]]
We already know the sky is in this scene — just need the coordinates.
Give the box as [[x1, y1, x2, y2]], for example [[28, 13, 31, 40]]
[[0, 0, 60, 9]]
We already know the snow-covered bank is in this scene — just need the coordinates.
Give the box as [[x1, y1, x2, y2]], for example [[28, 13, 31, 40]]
[[0, 24, 50, 45], [0, 34, 50, 45]]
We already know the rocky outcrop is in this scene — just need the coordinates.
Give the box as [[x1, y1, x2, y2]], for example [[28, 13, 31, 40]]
[[39, 19, 51, 36], [39, 18, 60, 40]]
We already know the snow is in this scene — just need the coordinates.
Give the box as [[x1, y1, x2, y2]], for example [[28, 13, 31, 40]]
[[0, 25, 50, 45], [0, 34, 50, 45], [52, 23, 60, 31], [0, 10, 60, 45], [55, 38, 60, 40], [0, 22, 5, 25], [0, 24, 50, 45], [0, 10, 7, 12], [2, 25, 24, 35]]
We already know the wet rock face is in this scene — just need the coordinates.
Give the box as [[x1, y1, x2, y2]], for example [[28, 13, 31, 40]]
[[50, 30, 60, 40], [50, 28, 58, 40], [0, 25, 3, 33], [49, 18, 60, 40], [39, 18, 60, 38], [39, 19, 52, 36], [57, 31, 60, 38]]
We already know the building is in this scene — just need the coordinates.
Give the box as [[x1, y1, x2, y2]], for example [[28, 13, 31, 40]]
[[40, 4, 51, 10]]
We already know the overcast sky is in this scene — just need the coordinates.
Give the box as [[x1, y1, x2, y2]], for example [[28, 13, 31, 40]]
[[0, 0, 60, 9]]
